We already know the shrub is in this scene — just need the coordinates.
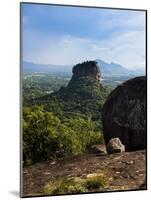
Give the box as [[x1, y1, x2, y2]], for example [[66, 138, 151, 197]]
[[63, 116, 104, 151], [23, 106, 83, 164], [85, 175, 107, 189], [44, 179, 87, 195], [43, 174, 108, 195], [23, 106, 104, 165]]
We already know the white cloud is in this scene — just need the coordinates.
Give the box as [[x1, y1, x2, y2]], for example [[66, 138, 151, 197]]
[[24, 29, 145, 71], [23, 6, 146, 71], [97, 10, 145, 33]]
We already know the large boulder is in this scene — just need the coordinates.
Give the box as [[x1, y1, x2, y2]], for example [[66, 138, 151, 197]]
[[107, 138, 125, 154], [102, 76, 147, 151]]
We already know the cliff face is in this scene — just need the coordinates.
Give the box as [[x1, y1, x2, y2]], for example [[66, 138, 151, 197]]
[[102, 76, 147, 151], [67, 61, 101, 90], [72, 61, 101, 80], [66, 61, 103, 100]]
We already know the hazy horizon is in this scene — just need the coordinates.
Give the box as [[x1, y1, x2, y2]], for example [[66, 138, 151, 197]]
[[23, 59, 146, 73], [22, 3, 146, 71]]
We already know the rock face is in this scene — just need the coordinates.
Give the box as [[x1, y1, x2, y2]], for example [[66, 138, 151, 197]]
[[102, 76, 147, 151], [71, 61, 101, 81], [107, 138, 125, 154]]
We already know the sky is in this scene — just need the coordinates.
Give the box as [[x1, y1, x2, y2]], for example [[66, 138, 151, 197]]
[[22, 3, 146, 71]]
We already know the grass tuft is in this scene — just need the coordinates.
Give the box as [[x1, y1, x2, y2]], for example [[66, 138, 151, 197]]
[[43, 173, 108, 195], [85, 175, 107, 190]]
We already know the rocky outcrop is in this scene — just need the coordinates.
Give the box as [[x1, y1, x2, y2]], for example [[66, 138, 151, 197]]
[[107, 138, 125, 154], [71, 61, 101, 80], [102, 76, 147, 151]]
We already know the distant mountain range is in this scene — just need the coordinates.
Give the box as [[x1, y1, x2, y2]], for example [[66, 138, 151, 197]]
[[23, 59, 145, 77], [95, 59, 145, 77]]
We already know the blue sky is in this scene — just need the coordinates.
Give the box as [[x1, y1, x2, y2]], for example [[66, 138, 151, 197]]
[[22, 3, 146, 70]]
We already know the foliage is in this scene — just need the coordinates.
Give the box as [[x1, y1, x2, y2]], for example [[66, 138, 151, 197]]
[[85, 175, 108, 189], [23, 74, 69, 106], [63, 116, 104, 151], [44, 178, 87, 195], [23, 106, 104, 165], [43, 174, 108, 195], [23, 105, 60, 164], [33, 76, 111, 123]]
